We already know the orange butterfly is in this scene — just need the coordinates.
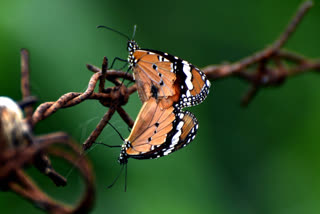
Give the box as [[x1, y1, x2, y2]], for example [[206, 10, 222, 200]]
[[128, 41, 211, 109], [97, 26, 210, 190], [98, 25, 211, 109], [118, 97, 198, 164]]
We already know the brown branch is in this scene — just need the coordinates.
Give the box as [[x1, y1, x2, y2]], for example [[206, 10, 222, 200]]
[[86, 64, 134, 84], [99, 56, 108, 92], [82, 107, 116, 151], [20, 49, 33, 123], [1, 49, 95, 213], [117, 106, 135, 128], [31, 72, 101, 125], [31, 55, 135, 152], [1, 130, 95, 214], [7, 138, 94, 214], [202, 1, 318, 105]]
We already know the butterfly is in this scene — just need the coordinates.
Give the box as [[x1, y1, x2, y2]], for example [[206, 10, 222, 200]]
[[128, 41, 211, 110], [97, 26, 209, 190], [98, 25, 211, 110], [118, 97, 198, 164]]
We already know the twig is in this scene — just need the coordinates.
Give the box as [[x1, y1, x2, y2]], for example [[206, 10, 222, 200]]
[[82, 107, 116, 151], [20, 49, 33, 122], [202, 1, 318, 105], [1, 50, 95, 214]]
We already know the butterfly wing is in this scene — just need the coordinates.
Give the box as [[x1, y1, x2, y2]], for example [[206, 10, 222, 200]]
[[175, 62, 211, 109], [119, 97, 198, 163], [132, 50, 177, 104], [131, 49, 210, 109], [163, 110, 198, 155]]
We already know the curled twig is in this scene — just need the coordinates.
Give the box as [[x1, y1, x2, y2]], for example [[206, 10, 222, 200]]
[[0, 49, 95, 214], [32, 58, 136, 151]]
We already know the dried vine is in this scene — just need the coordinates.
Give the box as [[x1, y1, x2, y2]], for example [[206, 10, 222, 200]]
[[0, 49, 95, 214], [202, 1, 319, 105]]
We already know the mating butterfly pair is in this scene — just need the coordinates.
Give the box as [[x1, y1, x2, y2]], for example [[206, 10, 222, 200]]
[[116, 35, 211, 164]]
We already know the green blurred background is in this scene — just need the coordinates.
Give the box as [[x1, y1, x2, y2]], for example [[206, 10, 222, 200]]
[[1, 0, 320, 213]]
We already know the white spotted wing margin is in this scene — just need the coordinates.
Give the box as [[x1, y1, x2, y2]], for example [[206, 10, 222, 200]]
[[123, 109, 198, 161], [160, 109, 198, 157]]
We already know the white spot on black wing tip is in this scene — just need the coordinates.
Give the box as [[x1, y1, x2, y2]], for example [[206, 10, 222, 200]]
[[206, 79, 211, 87]]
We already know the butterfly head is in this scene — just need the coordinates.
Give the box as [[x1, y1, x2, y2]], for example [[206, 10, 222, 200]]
[[127, 40, 140, 66], [118, 140, 130, 164]]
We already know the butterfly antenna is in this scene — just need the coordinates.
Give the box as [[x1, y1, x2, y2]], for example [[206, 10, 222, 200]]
[[131, 25, 137, 40], [108, 164, 124, 189], [107, 122, 124, 141], [97, 25, 130, 40]]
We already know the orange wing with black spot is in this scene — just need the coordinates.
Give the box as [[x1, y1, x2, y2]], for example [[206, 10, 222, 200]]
[[118, 97, 198, 164], [128, 40, 211, 109]]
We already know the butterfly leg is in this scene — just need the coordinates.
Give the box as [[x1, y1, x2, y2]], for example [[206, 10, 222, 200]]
[[110, 57, 127, 69], [94, 142, 121, 148]]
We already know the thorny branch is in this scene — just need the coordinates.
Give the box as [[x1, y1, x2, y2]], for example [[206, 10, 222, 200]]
[[0, 49, 95, 213], [2, 1, 319, 213], [3, 133, 94, 214], [32, 59, 136, 151], [202, 0, 319, 105]]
